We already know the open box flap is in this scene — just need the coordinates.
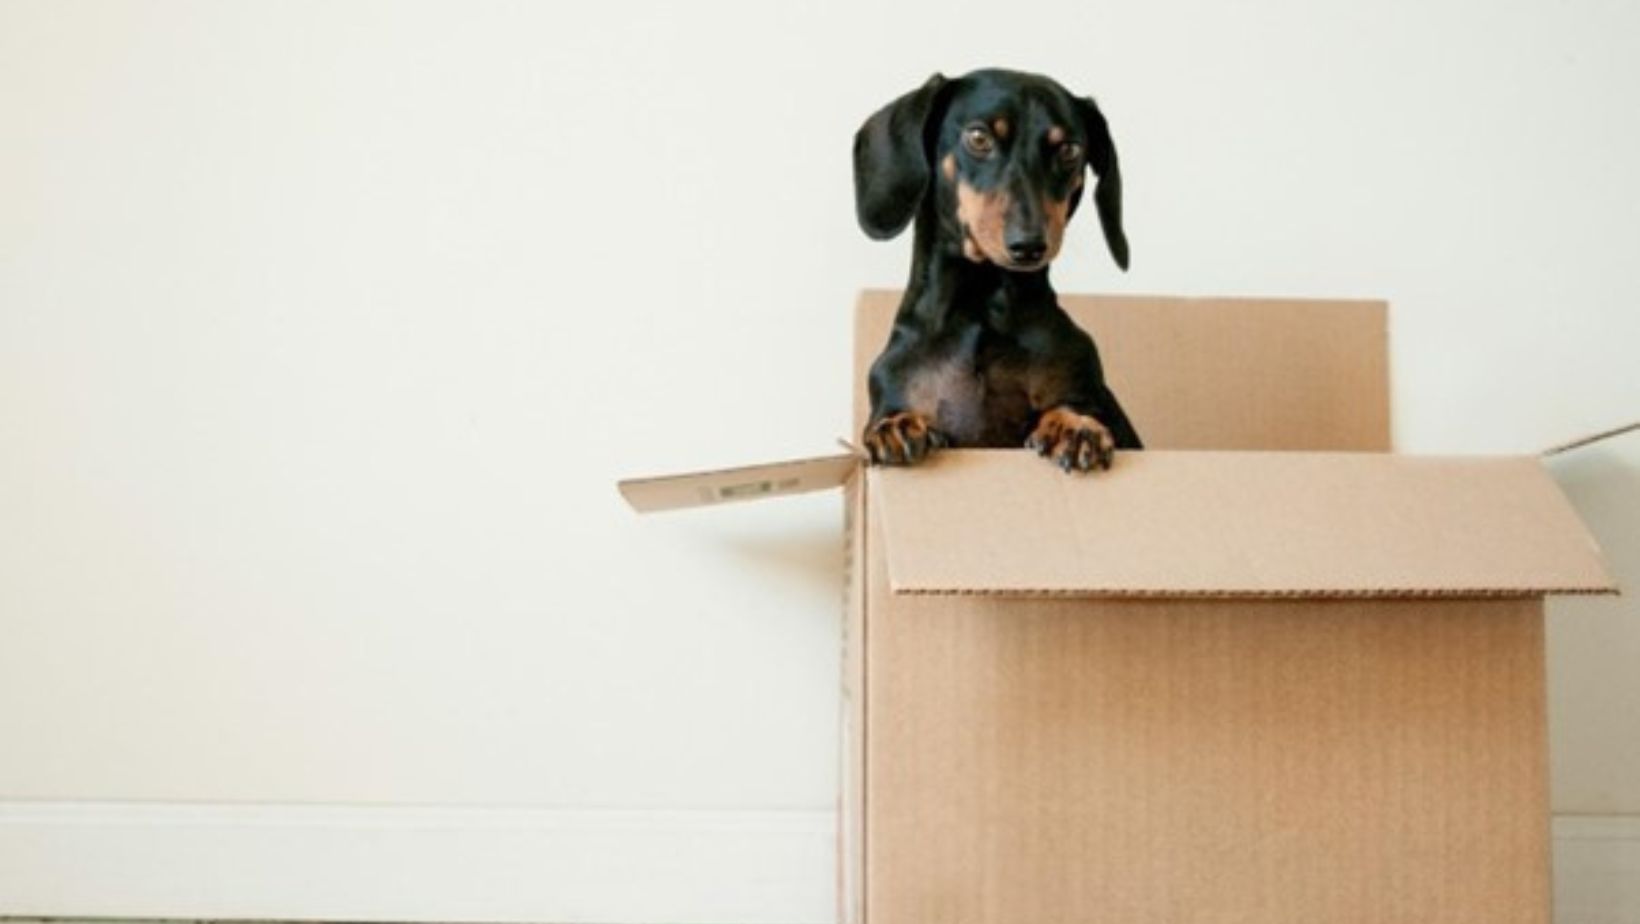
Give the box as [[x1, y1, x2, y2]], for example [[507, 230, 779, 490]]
[[618, 452, 858, 513], [872, 450, 1616, 598], [853, 291, 1392, 452]]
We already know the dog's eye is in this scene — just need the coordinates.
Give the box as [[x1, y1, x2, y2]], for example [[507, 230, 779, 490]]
[[1058, 142, 1084, 166], [963, 126, 996, 157]]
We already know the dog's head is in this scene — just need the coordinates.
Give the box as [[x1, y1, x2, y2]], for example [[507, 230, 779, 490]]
[[853, 68, 1128, 272]]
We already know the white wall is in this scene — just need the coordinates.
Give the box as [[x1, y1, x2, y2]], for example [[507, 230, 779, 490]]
[[1, 0, 1637, 920]]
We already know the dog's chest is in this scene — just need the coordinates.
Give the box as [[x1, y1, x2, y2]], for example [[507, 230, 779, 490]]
[[904, 328, 1037, 447]]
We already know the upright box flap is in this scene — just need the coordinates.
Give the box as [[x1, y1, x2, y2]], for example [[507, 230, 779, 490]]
[[872, 450, 1615, 598], [854, 291, 1391, 452], [619, 453, 857, 512]]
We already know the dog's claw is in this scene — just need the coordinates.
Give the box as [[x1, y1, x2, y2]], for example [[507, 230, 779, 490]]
[[863, 411, 944, 466], [1027, 408, 1117, 474]]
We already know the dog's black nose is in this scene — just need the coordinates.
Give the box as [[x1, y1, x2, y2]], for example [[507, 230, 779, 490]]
[[1005, 235, 1047, 265]]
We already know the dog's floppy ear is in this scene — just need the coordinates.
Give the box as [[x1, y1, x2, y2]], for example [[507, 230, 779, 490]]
[[1075, 96, 1130, 270], [853, 73, 948, 240]]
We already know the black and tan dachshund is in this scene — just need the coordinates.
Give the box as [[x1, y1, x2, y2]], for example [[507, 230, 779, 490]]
[[854, 68, 1141, 472]]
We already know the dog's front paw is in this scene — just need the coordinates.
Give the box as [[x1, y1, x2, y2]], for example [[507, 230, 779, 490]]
[[1026, 407, 1116, 472], [863, 411, 947, 466]]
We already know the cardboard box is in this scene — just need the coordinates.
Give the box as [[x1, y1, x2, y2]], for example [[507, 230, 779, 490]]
[[620, 291, 1616, 923]]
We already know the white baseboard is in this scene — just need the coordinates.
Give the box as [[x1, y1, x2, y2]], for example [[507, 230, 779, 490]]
[[0, 804, 1632, 924], [1553, 815, 1640, 924], [0, 801, 836, 924]]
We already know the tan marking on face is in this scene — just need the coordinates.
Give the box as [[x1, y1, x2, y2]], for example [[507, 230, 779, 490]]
[[955, 180, 1012, 264], [941, 152, 956, 181], [1046, 125, 1066, 145], [991, 118, 1010, 140], [1042, 193, 1071, 264]]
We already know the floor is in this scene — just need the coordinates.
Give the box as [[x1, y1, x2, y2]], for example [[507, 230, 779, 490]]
[[5, 822, 1640, 924]]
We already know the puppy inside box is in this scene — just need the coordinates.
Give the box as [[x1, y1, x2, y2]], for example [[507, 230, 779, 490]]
[[853, 69, 1140, 472], [616, 69, 1619, 924]]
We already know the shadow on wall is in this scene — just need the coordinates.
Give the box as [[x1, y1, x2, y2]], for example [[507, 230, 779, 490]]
[[1545, 438, 1640, 814], [1548, 440, 1640, 605], [719, 520, 847, 604]]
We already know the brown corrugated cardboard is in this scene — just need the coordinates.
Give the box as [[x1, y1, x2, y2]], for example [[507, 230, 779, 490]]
[[863, 577, 1554, 921], [621, 291, 1614, 924], [872, 449, 1614, 598], [618, 453, 855, 512]]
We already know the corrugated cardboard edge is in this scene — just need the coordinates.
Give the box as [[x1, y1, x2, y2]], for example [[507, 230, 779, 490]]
[[837, 469, 868, 924], [890, 585, 1617, 599]]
